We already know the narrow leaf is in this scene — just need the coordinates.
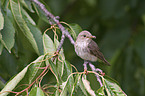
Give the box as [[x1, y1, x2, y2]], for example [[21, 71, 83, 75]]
[[102, 76, 127, 96], [82, 77, 96, 96], [10, 0, 40, 55], [29, 55, 45, 84], [62, 22, 82, 40], [0, 10, 4, 30], [29, 87, 45, 96], [20, 0, 34, 12], [0, 15, 15, 53], [43, 33, 56, 54], [0, 66, 29, 96]]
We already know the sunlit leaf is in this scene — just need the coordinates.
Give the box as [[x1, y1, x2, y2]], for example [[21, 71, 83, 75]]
[[29, 87, 45, 96], [28, 55, 45, 84], [82, 77, 96, 96], [96, 86, 105, 96], [0, 10, 4, 30], [43, 33, 56, 54], [0, 66, 29, 96], [102, 76, 127, 96]]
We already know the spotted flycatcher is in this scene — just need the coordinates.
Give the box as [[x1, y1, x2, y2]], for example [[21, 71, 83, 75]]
[[75, 31, 110, 66]]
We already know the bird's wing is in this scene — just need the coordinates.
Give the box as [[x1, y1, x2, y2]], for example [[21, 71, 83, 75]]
[[88, 40, 110, 66]]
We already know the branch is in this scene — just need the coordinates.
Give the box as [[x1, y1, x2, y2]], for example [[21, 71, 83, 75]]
[[32, 0, 75, 53], [32, 0, 104, 87], [89, 63, 103, 87]]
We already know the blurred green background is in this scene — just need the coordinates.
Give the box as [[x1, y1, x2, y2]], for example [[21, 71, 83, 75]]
[[0, 0, 145, 96]]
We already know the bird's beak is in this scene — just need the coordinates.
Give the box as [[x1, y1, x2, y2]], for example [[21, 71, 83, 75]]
[[89, 36, 96, 39]]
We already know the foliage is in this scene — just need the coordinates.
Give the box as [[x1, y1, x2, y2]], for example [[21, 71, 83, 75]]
[[0, 0, 144, 96]]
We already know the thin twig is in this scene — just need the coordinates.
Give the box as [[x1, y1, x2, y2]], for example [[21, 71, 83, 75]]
[[32, 0, 75, 53], [89, 63, 103, 87]]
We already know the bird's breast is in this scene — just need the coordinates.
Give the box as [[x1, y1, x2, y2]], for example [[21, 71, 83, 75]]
[[75, 41, 97, 61]]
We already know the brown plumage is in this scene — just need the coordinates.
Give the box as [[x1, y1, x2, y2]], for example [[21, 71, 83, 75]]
[[75, 31, 110, 66]]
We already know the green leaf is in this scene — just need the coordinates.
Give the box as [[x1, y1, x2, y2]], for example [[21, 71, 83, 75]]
[[43, 33, 56, 54], [0, 42, 3, 55], [0, 15, 15, 53], [0, 10, 4, 30], [96, 86, 105, 96], [49, 59, 59, 83], [54, 37, 65, 77], [10, 0, 40, 55], [29, 87, 45, 96], [27, 23, 44, 55], [71, 74, 88, 96], [28, 55, 45, 84], [63, 61, 74, 92], [82, 77, 96, 96], [102, 76, 127, 96], [0, 34, 3, 55], [64, 23, 82, 40], [0, 66, 29, 96], [20, 0, 34, 12], [33, 1, 51, 24], [22, 9, 36, 25]]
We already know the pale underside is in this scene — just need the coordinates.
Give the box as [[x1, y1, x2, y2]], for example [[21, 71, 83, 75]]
[[75, 41, 97, 62]]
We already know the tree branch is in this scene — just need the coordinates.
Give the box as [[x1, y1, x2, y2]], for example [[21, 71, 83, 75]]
[[32, 0, 75, 53], [32, 0, 103, 87]]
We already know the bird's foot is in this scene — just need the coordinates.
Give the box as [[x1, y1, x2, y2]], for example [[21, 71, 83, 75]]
[[96, 68, 105, 76]]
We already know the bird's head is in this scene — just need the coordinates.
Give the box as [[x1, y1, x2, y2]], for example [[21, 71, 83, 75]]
[[76, 31, 96, 42]]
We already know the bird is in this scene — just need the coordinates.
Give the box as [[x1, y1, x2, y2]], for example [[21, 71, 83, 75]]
[[74, 31, 110, 66]]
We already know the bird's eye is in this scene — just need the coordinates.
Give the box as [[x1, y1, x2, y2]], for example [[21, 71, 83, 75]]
[[83, 35, 86, 37]]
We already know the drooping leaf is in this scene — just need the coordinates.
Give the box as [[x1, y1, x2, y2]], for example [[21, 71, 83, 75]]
[[10, 0, 40, 55], [0, 10, 4, 30], [82, 77, 96, 96], [48, 59, 60, 83], [27, 23, 44, 55], [22, 9, 36, 25], [0, 41, 3, 55], [62, 61, 74, 92], [63, 22, 82, 40], [32, 0, 51, 24], [102, 76, 127, 96], [28, 55, 45, 84], [96, 86, 105, 96], [0, 15, 15, 53], [29, 87, 45, 96], [54, 37, 65, 77], [20, 0, 34, 12], [43, 33, 56, 54], [0, 66, 29, 96]]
